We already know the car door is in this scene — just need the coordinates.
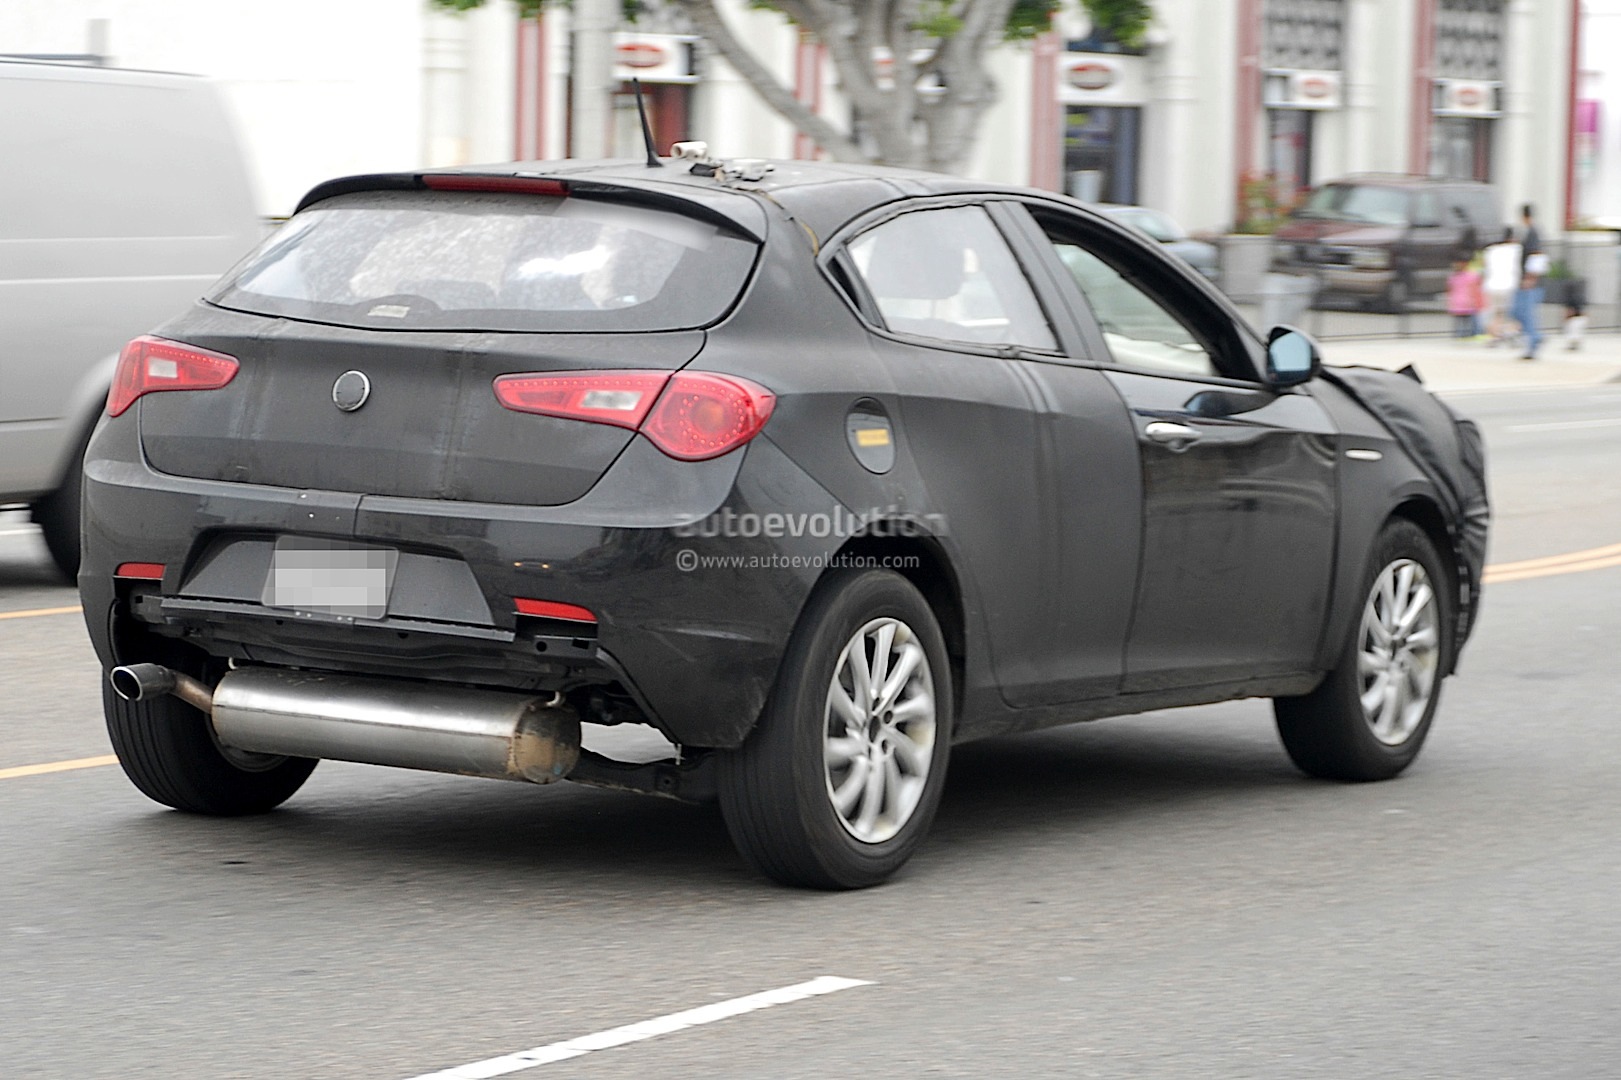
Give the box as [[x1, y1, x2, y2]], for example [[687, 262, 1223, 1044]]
[[836, 200, 1141, 708], [1011, 202, 1339, 692]]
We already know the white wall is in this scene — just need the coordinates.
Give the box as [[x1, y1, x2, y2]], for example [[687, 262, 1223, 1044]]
[[0, 0, 431, 216]]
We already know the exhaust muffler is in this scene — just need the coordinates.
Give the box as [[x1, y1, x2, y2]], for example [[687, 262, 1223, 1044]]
[[109, 665, 580, 784]]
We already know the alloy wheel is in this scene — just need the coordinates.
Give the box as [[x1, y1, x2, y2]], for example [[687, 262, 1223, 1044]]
[[1357, 559, 1441, 745], [822, 617, 937, 843]]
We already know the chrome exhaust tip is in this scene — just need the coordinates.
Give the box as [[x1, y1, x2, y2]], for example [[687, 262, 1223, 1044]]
[[109, 664, 216, 713]]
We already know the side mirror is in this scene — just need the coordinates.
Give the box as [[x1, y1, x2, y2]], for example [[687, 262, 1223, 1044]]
[[1265, 325, 1320, 387]]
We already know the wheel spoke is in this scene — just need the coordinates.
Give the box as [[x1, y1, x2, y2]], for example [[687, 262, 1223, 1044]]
[[1405, 626, 1438, 653], [1361, 670, 1390, 716], [874, 641, 924, 715], [881, 755, 905, 820], [868, 622, 896, 701], [830, 756, 870, 816], [1396, 582, 1434, 634], [854, 754, 886, 835], [846, 638, 873, 711], [828, 681, 866, 731], [824, 733, 865, 768]]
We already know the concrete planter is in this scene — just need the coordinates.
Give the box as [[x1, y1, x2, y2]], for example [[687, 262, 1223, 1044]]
[[1217, 234, 1276, 303], [1556, 231, 1619, 308]]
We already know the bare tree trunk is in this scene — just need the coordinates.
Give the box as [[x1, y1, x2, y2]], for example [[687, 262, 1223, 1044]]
[[668, 0, 1017, 173], [674, 0, 869, 162]]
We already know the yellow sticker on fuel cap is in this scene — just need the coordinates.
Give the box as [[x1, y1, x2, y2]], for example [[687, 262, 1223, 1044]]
[[846, 403, 895, 473]]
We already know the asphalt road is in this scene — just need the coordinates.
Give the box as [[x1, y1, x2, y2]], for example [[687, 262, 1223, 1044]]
[[2, 384, 1619, 1079]]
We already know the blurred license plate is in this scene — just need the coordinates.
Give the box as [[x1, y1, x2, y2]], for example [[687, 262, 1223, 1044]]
[[261, 538, 398, 619]]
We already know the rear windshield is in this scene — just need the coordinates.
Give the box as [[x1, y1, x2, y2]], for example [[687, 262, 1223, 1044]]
[[208, 190, 759, 332]]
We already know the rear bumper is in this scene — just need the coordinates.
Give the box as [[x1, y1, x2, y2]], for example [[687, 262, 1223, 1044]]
[[80, 413, 843, 748]]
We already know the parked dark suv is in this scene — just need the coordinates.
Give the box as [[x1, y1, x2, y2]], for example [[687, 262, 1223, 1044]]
[[1272, 175, 1502, 310]]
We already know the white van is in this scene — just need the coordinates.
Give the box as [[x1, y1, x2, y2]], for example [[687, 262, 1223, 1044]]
[[0, 60, 261, 576]]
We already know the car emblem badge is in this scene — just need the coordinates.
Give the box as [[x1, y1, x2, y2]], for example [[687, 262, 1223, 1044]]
[[332, 370, 371, 412]]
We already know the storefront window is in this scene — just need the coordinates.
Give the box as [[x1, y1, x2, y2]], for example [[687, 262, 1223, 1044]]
[[1064, 106, 1140, 205], [1430, 116, 1493, 181], [1267, 109, 1313, 205]]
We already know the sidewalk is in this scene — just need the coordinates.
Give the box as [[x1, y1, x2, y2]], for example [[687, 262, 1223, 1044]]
[[1318, 328, 1621, 394]]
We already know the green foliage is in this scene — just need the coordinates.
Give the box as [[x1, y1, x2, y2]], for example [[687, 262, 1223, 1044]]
[[1006, 0, 1062, 41], [1081, 0, 1152, 48], [912, 1, 966, 39]]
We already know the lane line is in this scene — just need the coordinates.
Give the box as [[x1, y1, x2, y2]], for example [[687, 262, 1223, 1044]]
[[1507, 417, 1621, 432], [1484, 553, 1621, 585], [1485, 542, 1621, 573], [0, 604, 82, 621], [402, 976, 873, 1080], [0, 755, 119, 781]]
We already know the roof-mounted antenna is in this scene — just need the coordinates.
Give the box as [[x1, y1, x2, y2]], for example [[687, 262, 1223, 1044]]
[[632, 77, 663, 169]]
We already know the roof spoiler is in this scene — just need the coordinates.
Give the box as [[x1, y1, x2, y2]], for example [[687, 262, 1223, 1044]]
[[293, 171, 764, 241]]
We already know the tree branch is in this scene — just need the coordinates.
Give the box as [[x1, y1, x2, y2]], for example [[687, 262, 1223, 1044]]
[[674, 0, 869, 162]]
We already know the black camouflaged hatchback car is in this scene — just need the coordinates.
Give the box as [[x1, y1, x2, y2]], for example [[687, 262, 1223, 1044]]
[[81, 156, 1487, 888]]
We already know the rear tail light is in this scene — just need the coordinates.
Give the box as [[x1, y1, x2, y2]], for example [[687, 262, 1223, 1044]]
[[114, 562, 165, 580], [514, 598, 597, 622], [640, 372, 776, 461], [108, 336, 239, 417], [493, 370, 775, 462], [493, 371, 669, 430]]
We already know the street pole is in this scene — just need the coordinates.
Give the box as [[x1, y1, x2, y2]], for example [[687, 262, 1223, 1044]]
[[571, 0, 616, 158]]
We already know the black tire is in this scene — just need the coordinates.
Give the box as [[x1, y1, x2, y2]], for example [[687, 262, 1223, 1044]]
[[33, 426, 91, 581], [718, 569, 953, 889], [1275, 518, 1453, 782], [103, 680, 317, 815]]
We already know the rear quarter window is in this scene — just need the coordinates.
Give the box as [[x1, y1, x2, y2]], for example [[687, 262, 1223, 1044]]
[[208, 189, 759, 332]]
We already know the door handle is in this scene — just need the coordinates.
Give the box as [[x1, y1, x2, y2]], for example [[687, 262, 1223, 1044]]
[[1144, 421, 1201, 446]]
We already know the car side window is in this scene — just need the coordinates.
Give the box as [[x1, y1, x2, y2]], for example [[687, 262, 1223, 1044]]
[[1045, 235, 1217, 378], [847, 206, 1057, 351]]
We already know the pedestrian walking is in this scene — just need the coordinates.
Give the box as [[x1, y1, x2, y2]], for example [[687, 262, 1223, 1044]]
[[1512, 203, 1545, 359], [1482, 227, 1522, 345], [1447, 256, 1484, 339]]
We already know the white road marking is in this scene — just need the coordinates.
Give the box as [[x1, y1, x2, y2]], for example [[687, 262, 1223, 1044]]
[[1507, 417, 1621, 432], [402, 975, 873, 1080]]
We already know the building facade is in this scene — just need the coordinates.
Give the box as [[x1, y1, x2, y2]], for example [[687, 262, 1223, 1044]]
[[0, 0, 1585, 234]]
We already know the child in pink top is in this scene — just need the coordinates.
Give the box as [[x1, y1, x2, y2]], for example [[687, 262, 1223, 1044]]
[[1447, 257, 1484, 338]]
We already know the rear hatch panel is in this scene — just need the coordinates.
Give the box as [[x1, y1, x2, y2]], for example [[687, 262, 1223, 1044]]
[[141, 305, 705, 506]]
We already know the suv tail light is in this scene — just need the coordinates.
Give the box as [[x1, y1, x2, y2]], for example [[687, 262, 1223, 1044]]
[[108, 336, 239, 417], [493, 370, 775, 461]]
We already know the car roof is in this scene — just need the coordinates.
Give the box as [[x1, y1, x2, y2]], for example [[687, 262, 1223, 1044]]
[[1323, 173, 1491, 189], [294, 158, 1062, 248]]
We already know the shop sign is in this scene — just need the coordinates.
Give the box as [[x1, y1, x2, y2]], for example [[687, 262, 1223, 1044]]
[[612, 33, 698, 84], [1263, 69, 1342, 110], [1057, 53, 1146, 105], [1433, 78, 1502, 118]]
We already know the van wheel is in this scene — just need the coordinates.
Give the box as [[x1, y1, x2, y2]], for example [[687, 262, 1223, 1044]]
[[33, 426, 92, 580], [103, 679, 316, 815], [1274, 519, 1452, 781], [718, 569, 953, 889]]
